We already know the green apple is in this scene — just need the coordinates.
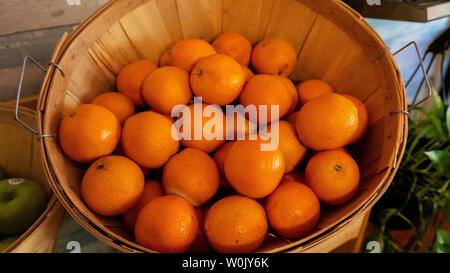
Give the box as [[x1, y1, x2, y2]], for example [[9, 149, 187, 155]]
[[0, 166, 5, 180], [0, 178, 46, 235], [0, 235, 19, 252]]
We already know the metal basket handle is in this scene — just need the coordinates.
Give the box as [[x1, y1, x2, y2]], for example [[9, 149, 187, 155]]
[[15, 56, 64, 139], [392, 41, 433, 114]]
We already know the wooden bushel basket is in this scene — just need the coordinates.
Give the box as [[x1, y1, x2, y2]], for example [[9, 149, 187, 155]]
[[36, 0, 408, 252], [0, 106, 65, 253]]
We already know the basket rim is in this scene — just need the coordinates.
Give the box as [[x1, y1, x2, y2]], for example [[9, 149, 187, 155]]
[[36, 0, 408, 253], [0, 106, 61, 253]]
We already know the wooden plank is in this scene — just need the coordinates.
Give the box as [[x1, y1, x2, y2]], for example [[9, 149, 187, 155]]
[[176, 0, 223, 41], [344, 0, 450, 23], [222, 0, 274, 44], [0, 95, 39, 110], [263, 0, 318, 52], [66, 50, 115, 105], [11, 203, 65, 253], [291, 14, 380, 100], [0, 0, 107, 36], [154, 0, 184, 43], [0, 122, 34, 179], [0, 25, 75, 69], [88, 22, 142, 76], [0, 63, 47, 102], [352, 209, 371, 253], [288, 210, 369, 253], [119, 0, 176, 64]]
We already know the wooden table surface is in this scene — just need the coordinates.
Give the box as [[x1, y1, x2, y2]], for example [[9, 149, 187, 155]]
[[0, 0, 107, 102]]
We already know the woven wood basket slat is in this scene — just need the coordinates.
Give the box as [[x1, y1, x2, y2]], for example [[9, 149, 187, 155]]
[[0, 106, 65, 253]]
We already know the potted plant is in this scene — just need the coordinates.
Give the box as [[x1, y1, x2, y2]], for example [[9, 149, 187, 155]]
[[367, 89, 450, 253]]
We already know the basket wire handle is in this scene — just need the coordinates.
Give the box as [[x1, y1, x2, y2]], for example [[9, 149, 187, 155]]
[[391, 41, 433, 115], [15, 56, 64, 139]]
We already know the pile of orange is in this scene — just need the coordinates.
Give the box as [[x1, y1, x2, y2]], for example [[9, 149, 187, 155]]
[[58, 31, 369, 253]]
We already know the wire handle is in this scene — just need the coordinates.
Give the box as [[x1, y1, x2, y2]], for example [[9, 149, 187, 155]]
[[15, 56, 64, 139], [392, 41, 432, 113]]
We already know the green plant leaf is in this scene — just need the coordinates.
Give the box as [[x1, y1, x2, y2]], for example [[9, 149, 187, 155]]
[[423, 123, 438, 140], [362, 227, 399, 253], [435, 229, 450, 253], [413, 107, 447, 141], [429, 113, 447, 141], [431, 88, 445, 119], [424, 151, 450, 171], [375, 88, 449, 253]]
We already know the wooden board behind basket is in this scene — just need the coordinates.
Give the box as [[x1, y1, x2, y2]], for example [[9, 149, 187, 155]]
[[36, 0, 407, 253]]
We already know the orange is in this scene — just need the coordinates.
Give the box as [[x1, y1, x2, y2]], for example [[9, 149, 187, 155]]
[[265, 180, 320, 238], [268, 120, 307, 173], [242, 65, 255, 82], [81, 155, 144, 216], [342, 94, 369, 144], [305, 150, 359, 205], [178, 103, 226, 153], [240, 74, 292, 123], [205, 195, 268, 253], [212, 31, 253, 66], [122, 179, 163, 232], [212, 141, 235, 188], [59, 104, 121, 163], [135, 195, 198, 253], [122, 111, 179, 169], [191, 54, 246, 106], [160, 38, 217, 72], [162, 148, 219, 207], [116, 59, 157, 107], [296, 93, 359, 151], [225, 110, 257, 140], [142, 66, 192, 115], [251, 37, 297, 76], [296, 79, 334, 106], [277, 76, 298, 113], [189, 206, 212, 253], [113, 142, 151, 176], [224, 138, 285, 198], [91, 92, 136, 124]]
